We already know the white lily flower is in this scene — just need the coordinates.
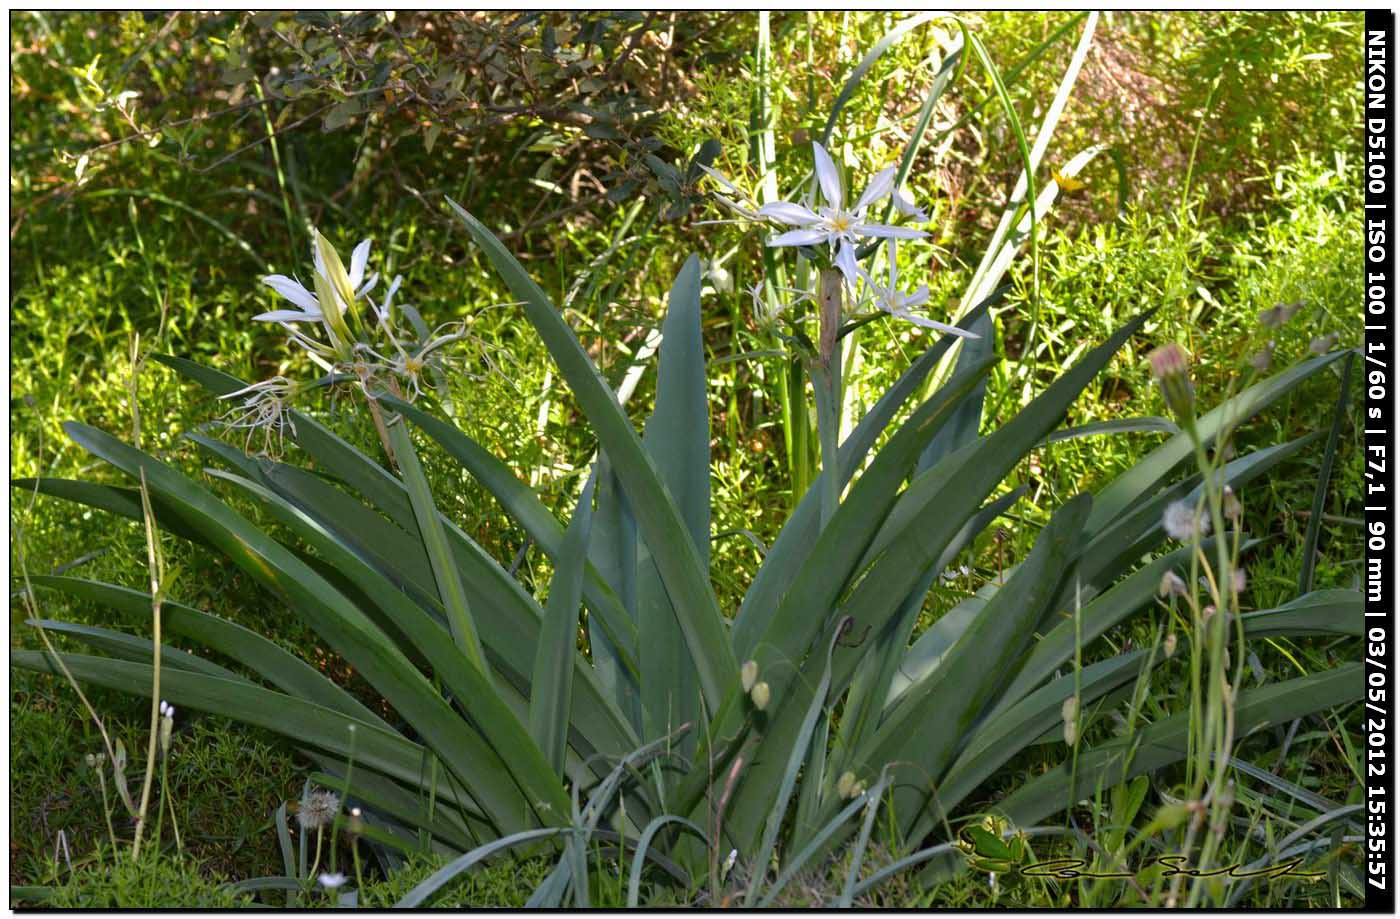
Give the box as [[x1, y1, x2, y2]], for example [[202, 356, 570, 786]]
[[758, 142, 927, 287], [860, 240, 978, 339], [318, 872, 348, 890], [258, 232, 380, 362]]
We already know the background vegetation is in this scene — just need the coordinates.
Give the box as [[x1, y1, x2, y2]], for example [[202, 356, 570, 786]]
[[11, 10, 1363, 906]]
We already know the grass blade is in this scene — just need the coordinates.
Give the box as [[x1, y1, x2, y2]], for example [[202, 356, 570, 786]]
[[1299, 353, 1354, 593]]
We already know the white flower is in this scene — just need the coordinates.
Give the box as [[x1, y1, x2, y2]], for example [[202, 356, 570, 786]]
[[355, 321, 468, 402], [759, 142, 927, 287], [258, 231, 380, 366], [1162, 499, 1210, 542], [218, 377, 299, 455], [317, 872, 348, 890], [859, 241, 978, 339]]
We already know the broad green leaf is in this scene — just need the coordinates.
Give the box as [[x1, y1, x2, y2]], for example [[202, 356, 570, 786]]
[[994, 663, 1362, 831], [205, 466, 571, 817], [14, 651, 434, 791], [386, 397, 640, 671], [859, 494, 1091, 836], [639, 259, 709, 763], [26, 618, 243, 680], [1240, 590, 1363, 639], [732, 288, 1004, 657]]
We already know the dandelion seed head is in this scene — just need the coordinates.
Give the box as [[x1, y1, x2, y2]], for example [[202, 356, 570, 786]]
[[298, 788, 340, 830], [1163, 500, 1209, 541]]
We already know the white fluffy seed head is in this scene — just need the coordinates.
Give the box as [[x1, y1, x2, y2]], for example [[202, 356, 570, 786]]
[[1163, 500, 1210, 542]]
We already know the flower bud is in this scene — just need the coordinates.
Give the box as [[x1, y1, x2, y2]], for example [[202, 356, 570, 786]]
[[750, 681, 771, 711], [1148, 344, 1194, 419], [1163, 632, 1178, 658], [1222, 486, 1242, 524], [741, 660, 759, 693], [837, 771, 856, 799], [158, 701, 175, 756], [1158, 571, 1188, 598]]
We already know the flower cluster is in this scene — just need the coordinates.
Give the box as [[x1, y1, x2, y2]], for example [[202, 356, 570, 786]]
[[221, 230, 471, 454], [703, 141, 977, 340]]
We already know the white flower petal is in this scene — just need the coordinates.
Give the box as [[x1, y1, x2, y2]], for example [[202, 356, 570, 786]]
[[348, 239, 372, 289], [892, 187, 930, 221], [758, 201, 821, 226], [356, 272, 379, 298], [262, 275, 320, 311], [768, 227, 830, 248], [812, 142, 843, 211], [899, 311, 979, 338], [254, 309, 322, 323], [884, 239, 899, 290], [697, 162, 740, 194], [833, 241, 861, 289], [855, 165, 896, 211], [905, 284, 931, 309], [859, 222, 929, 240]]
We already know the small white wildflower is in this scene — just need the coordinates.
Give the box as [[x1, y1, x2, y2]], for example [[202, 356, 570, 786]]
[[750, 681, 771, 711], [1222, 486, 1242, 523], [1249, 340, 1276, 372], [858, 240, 977, 339], [158, 701, 175, 755], [759, 142, 927, 289], [891, 184, 931, 222], [1163, 500, 1210, 542], [318, 872, 348, 890]]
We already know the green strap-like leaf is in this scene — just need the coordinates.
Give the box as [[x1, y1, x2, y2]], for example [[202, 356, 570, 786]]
[[14, 651, 435, 791], [861, 495, 1092, 836], [1085, 351, 1347, 535], [24, 575, 392, 729], [1239, 590, 1363, 639], [449, 203, 736, 712], [732, 288, 1004, 658], [994, 663, 1362, 832], [530, 478, 595, 776], [62, 421, 542, 833], [638, 258, 710, 764], [388, 422, 491, 679], [205, 466, 572, 820], [386, 397, 640, 672]]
